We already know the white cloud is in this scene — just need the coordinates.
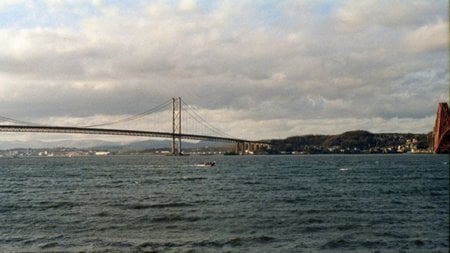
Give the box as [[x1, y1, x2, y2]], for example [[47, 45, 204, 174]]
[[403, 20, 448, 53], [178, 0, 199, 13]]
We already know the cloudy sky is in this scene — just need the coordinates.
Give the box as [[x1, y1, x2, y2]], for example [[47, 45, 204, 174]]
[[0, 0, 448, 143]]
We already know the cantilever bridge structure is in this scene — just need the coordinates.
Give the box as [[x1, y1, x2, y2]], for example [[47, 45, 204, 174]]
[[433, 102, 450, 154], [0, 97, 269, 155]]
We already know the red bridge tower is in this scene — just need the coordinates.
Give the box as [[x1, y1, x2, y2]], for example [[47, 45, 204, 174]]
[[433, 102, 450, 153]]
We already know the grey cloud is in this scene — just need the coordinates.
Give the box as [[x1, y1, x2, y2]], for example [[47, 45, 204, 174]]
[[0, 0, 447, 138]]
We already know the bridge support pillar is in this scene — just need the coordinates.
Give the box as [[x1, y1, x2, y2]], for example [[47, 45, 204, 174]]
[[235, 142, 255, 155], [235, 142, 245, 155], [250, 143, 255, 153], [172, 97, 182, 155], [245, 142, 251, 154]]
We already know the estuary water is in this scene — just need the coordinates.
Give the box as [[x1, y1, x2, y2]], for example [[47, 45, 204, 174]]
[[0, 154, 448, 252]]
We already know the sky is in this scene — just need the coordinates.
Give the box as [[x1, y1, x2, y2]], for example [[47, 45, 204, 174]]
[[0, 0, 448, 144]]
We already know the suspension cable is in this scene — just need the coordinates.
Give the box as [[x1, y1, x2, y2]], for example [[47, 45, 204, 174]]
[[181, 99, 236, 139], [82, 99, 172, 128], [0, 100, 172, 128], [0, 115, 41, 126]]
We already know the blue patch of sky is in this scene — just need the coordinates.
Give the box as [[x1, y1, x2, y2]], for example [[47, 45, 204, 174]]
[[238, 0, 344, 35], [106, 0, 143, 9], [43, 6, 99, 29], [0, 4, 30, 28], [214, 1, 283, 32], [139, 0, 218, 14], [0, 0, 345, 30], [196, 0, 218, 14], [311, 0, 344, 16], [0, 1, 99, 29], [103, 0, 150, 15], [256, 2, 284, 27], [0, 0, 149, 30]]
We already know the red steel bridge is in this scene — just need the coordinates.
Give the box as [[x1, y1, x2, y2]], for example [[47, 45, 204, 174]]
[[433, 102, 450, 154], [0, 97, 269, 155]]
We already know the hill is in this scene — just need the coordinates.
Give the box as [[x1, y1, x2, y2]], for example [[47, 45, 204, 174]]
[[268, 130, 432, 154]]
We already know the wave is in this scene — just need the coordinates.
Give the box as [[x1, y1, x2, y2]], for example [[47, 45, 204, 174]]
[[302, 225, 327, 233], [322, 237, 419, 250], [94, 211, 110, 217], [198, 235, 275, 247], [151, 214, 201, 223], [243, 181, 262, 185], [336, 223, 362, 231], [124, 202, 193, 210], [179, 176, 207, 181], [39, 242, 60, 249], [137, 235, 275, 250], [321, 238, 352, 249], [31, 201, 79, 211], [138, 241, 186, 250]]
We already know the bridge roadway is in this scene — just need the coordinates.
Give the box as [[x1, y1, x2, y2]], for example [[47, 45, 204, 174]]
[[0, 125, 268, 145]]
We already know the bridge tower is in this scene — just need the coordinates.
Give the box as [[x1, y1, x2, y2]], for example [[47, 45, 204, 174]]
[[172, 97, 182, 155], [433, 102, 450, 153]]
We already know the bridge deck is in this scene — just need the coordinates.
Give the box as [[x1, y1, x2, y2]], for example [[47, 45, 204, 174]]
[[0, 125, 268, 145]]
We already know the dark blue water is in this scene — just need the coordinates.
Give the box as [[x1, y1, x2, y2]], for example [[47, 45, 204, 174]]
[[0, 154, 448, 252]]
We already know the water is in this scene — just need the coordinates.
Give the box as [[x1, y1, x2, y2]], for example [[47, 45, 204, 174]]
[[0, 154, 448, 252]]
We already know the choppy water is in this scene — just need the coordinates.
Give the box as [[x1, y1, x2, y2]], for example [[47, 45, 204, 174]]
[[0, 154, 448, 252]]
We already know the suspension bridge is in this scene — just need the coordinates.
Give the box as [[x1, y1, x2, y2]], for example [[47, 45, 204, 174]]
[[0, 97, 269, 155]]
